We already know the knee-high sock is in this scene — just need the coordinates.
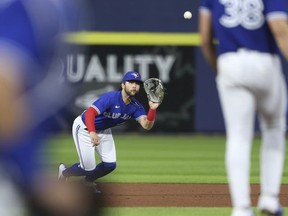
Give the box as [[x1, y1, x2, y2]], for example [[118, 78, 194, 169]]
[[63, 163, 91, 177], [85, 162, 116, 182]]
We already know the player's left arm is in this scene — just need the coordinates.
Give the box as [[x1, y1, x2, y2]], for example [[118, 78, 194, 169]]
[[268, 18, 288, 61], [138, 101, 160, 130], [199, 8, 217, 73]]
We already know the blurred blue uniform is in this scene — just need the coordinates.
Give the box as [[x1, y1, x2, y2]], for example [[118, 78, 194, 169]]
[[0, 1, 93, 215], [0, 0, 72, 187]]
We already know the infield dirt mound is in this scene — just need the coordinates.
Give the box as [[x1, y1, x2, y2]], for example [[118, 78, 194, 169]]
[[97, 183, 288, 207]]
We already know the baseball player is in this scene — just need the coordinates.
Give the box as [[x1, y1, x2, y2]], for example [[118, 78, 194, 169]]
[[0, 1, 99, 215], [58, 71, 161, 191], [199, 0, 288, 216]]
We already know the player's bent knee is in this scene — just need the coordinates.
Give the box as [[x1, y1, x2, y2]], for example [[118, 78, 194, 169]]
[[103, 162, 116, 173]]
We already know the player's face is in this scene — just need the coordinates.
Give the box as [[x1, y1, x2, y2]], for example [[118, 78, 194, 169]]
[[122, 81, 141, 97]]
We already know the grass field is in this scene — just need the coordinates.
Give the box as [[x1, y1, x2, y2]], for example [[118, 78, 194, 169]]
[[45, 134, 288, 216]]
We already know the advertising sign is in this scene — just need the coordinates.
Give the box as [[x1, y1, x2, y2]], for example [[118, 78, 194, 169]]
[[62, 45, 196, 132]]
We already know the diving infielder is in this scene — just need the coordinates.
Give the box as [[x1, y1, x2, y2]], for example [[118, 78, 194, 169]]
[[199, 0, 288, 216], [58, 71, 161, 189]]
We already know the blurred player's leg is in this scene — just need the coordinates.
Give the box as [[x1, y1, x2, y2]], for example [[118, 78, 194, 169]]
[[0, 166, 25, 216], [217, 53, 256, 212], [218, 84, 255, 210], [257, 57, 286, 214]]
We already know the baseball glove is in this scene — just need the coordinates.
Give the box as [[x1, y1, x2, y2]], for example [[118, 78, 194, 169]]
[[143, 78, 165, 103]]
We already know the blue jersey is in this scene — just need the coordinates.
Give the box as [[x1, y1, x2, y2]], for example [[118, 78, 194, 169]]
[[0, 0, 62, 79], [200, 0, 288, 55], [0, 0, 82, 187], [81, 91, 146, 131], [0, 0, 79, 88]]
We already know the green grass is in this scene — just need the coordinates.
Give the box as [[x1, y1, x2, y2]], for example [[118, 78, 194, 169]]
[[101, 207, 231, 216], [44, 134, 288, 216], [101, 207, 288, 216], [45, 134, 288, 184]]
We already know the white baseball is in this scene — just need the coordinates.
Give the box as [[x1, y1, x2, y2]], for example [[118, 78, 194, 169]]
[[184, 11, 192, 19]]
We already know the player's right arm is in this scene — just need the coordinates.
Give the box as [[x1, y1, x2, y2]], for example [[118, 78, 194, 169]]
[[268, 18, 288, 60], [199, 8, 217, 73], [85, 107, 100, 146]]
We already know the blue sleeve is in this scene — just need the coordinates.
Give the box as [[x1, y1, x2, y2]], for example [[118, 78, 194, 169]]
[[133, 105, 146, 120], [200, 0, 213, 10], [264, 0, 288, 14], [93, 94, 111, 114], [0, 1, 38, 58]]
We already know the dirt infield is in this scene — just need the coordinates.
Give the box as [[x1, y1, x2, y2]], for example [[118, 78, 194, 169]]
[[98, 183, 288, 207]]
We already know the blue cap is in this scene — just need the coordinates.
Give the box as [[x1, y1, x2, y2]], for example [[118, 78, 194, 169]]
[[122, 71, 143, 83]]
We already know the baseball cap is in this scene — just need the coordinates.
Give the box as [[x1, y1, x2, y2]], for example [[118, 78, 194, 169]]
[[122, 71, 143, 84]]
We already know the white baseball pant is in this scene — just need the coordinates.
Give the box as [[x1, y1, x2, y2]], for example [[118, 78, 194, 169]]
[[216, 49, 287, 210], [72, 116, 116, 171]]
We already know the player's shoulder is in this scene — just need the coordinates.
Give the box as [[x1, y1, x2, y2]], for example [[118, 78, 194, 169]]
[[99, 90, 121, 99], [103, 90, 120, 96]]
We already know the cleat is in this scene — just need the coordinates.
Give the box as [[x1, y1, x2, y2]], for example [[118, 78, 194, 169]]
[[81, 179, 102, 194], [57, 163, 67, 181], [261, 208, 283, 216], [258, 195, 283, 216]]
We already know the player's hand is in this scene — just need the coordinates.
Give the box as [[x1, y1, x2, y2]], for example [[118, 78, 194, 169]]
[[149, 101, 160, 110], [89, 131, 100, 146]]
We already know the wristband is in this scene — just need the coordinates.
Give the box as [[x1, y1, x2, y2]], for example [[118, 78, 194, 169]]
[[147, 108, 156, 121]]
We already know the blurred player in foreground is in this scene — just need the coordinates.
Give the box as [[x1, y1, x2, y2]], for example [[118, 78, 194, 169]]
[[0, 0, 99, 215], [199, 0, 288, 216], [58, 71, 161, 192]]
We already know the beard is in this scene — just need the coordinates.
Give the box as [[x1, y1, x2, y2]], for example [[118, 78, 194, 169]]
[[124, 86, 138, 97]]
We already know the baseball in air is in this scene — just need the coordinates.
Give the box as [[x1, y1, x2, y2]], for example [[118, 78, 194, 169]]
[[184, 11, 192, 19]]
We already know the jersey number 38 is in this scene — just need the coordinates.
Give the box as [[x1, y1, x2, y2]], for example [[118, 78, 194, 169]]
[[219, 0, 265, 30]]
